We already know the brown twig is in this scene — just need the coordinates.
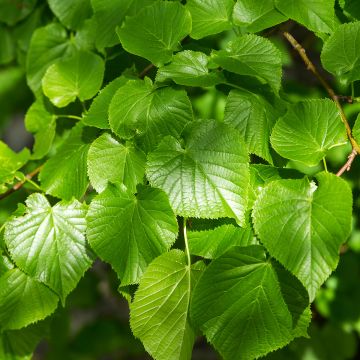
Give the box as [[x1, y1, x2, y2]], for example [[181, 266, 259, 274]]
[[0, 165, 43, 201], [283, 32, 360, 174], [139, 63, 155, 79]]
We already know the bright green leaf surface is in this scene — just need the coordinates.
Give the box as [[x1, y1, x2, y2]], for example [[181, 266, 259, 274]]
[[42, 50, 104, 107], [82, 76, 129, 129], [5, 193, 92, 302], [87, 133, 146, 193], [186, 0, 233, 39], [233, 0, 287, 32], [130, 250, 201, 360], [39, 124, 93, 200], [91, 0, 154, 49], [191, 246, 310, 360], [87, 184, 178, 285], [0, 0, 37, 26], [109, 78, 193, 151], [275, 0, 336, 33], [252, 173, 352, 300], [212, 35, 282, 93], [271, 99, 346, 166], [117, 1, 191, 66], [0, 142, 30, 194], [0, 269, 58, 330], [321, 22, 360, 84], [146, 120, 249, 226], [24, 97, 56, 159], [156, 50, 224, 87], [352, 113, 360, 144], [26, 23, 72, 93], [188, 223, 255, 259], [224, 89, 281, 163], [48, 0, 92, 30]]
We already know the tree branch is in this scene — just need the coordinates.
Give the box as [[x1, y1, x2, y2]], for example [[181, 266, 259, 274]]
[[283, 32, 360, 174], [139, 63, 155, 79], [0, 165, 43, 201]]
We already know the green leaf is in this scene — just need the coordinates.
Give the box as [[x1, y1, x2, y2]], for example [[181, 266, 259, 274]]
[[24, 97, 56, 159], [252, 172, 352, 300], [87, 133, 146, 193], [26, 23, 72, 93], [146, 120, 249, 226], [212, 35, 282, 93], [343, 0, 360, 19], [117, 1, 192, 66], [224, 89, 281, 163], [91, 0, 155, 49], [86, 184, 178, 285], [0, 0, 37, 26], [39, 124, 93, 200], [130, 250, 203, 360], [188, 223, 255, 259], [0, 269, 58, 330], [190, 246, 310, 360], [233, 0, 287, 33], [321, 22, 360, 84], [0, 24, 15, 65], [186, 0, 233, 39], [42, 50, 105, 108], [271, 99, 346, 166], [156, 50, 224, 87], [352, 113, 360, 144], [48, 0, 92, 30], [109, 78, 193, 151], [82, 76, 130, 129], [0, 142, 30, 194], [275, 0, 335, 34], [4, 193, 92, 302]]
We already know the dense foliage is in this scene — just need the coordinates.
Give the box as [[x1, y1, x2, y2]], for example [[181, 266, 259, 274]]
[[1, 0, 360, 359]]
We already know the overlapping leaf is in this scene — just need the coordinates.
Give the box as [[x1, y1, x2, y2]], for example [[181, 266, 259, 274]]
[[86, 184, 178, 285], [5, 193, 92, 302], [130, 250, 204, 360], [109, 78, 193, 151], [87, 133, 146, 193], [117, 1, 191, 66], [0, 269, 58, 330], [146, 120, 249, 226], [271, 99, 346, 166], [191, 246, 310, 360], [252, 172, 352, 300], [186, 0, 233, 39], [212, 35, 282, 93]]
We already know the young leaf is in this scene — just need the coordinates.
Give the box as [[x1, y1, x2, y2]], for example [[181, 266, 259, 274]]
[[0, 269, 58, 330], [275, 0, 336, 34], [117, 1, 191, 66], [188, 223, 255, 259], [39, 124, 93, 200], [224, 89, 281, 163], [26, 23, 72, 93], [86, 184, 178, 285], [4, 193, 92, 302], [252, 172, 352, 300], [190, 246, 310, 360], [146, 120, 249, 226], [42, 50, 105, 107], [87, 133, 146, 193], [130, 250, 203, 360], [48, 0, 92, 30], [82, 76, 130, 129], [233, 0, 287, 33], [212, 35, 282, 93], [156, 50, 224, 87], [271, 99, 346, 166], [24, 96, 56, 159], [0, 142, 30, 194], [321, 22, 360, 84], [109, 78, 193, 151]]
